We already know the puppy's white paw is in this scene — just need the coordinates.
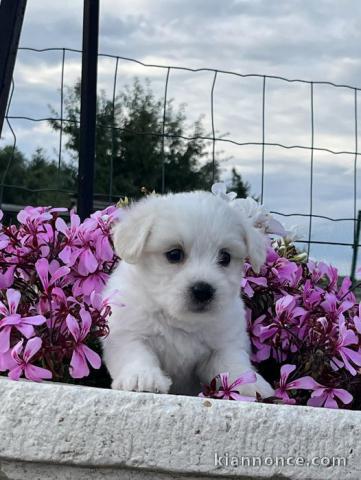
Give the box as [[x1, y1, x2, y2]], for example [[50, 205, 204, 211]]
[[238, 374, 274, 399], [112, 365, 172, 394]]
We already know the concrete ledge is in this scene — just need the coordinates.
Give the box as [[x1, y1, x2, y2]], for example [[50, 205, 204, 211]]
[[0, 378, 360, 479]]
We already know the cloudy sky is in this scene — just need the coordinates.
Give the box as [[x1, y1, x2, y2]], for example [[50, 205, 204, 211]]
[[2, 0, 361, 275]]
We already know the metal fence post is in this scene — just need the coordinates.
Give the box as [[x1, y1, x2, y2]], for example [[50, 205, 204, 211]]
[[351, 210, 361, 284], [0, 0, 27, 138], [77, 0, 99, 220]]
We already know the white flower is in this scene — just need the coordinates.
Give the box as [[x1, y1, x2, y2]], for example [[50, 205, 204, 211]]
[[211, 182, 288, 236], [284, 224, 304, 242], [232, 197, 287, 236]]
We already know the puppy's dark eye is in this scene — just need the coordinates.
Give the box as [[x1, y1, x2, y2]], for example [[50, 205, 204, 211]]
[[165, 248, 184, 263], [218, 250, 231, 267]]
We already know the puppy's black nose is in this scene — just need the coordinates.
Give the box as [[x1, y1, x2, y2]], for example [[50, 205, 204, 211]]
[[190, 282, 215, 303]]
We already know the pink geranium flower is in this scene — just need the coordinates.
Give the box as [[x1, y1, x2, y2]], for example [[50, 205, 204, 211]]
[[259, 295, 304, 344], [66, 309, 101, 378], [307, 386, 353, 409], [249, 313, 272, 362], [9, 337, 52, 381], [72, 269, 109, 297], [201, 371, 258, 401], [321, 293, 353, 323], [55, 211, 81, 264], [0, 289, 46, 353], [332, 321, 361, 376], [17, 206, 53, 225], [35, 258, 70, 293], [241, 275, 267, 298], [275, 364, 320, 404], [73, 243, 98, 276], [272, 258, 300, 286]]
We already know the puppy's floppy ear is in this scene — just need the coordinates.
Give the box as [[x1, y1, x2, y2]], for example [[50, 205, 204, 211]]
[[243, 221, 267, 274], [112, 202, 154, 263]]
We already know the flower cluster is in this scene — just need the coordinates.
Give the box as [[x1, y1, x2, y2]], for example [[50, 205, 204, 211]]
[[2, 191, 361, 411], [0, 206, 118, 382], [201, 233, 361, 409], [242, 238, 361, 409], [198, 183, 360, 409]]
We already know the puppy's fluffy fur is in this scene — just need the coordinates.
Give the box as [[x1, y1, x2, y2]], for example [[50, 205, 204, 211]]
[[102, 191, 274, 397]]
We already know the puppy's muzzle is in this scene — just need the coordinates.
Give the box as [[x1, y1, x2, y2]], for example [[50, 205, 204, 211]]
[[190, 281, 215, 308]]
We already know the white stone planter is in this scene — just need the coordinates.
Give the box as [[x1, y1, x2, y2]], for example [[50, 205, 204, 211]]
[[0, 377, 360, 479]]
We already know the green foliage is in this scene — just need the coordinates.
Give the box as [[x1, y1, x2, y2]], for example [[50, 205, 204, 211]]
[[0, 146, 76, 207]]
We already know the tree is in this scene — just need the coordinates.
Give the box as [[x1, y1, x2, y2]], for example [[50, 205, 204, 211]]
[[0, 146, 76, 207], [229, 167, 250, 198], [0, 146, 28, 205], [49, 79, 250, 200], [0, 78, 250, 212]]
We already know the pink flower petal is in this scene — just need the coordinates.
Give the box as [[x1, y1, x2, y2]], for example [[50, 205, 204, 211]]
[[307, 392, 327, 407], [49, 266, 70, 285], [0, 350, 16, 371], [10, 340, 23, 364], [8, 365, 23, 380], [15, 323, 34, 338], [70, 212, 81, 229], [82, 344, 101, 369], [6, 289, 21, 315], [69, 348, 89, 378], [324, 395, 339, 409], [354, 316, 361, 334], [229, 371, 257, 389], [279, 364, 296, 385], [218, 372, 230, 390], [0, 326, 11, 353], [22, 315, 47, 326], [23, 337, 42, 362], [342, 329, 358, 346], [96, 235, 114, 262], [55, 217, 69, 235], [340, 350, 357, 376], [288, 376, 320, 390], [78, 249, 98, 275], [66, 314, 80, 342], [79, 308, 92, 339], [255, 344, 271, 361], [343, 347, 361, 366], [24, 364, 52, 382], [332, 388, 353, 405], [311, 388, 326, 398], [59, 245, 73, 264], [35, 258, 49, 291]]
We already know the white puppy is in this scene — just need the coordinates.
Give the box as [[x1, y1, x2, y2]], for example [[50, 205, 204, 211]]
[[102, 191, 274, 398]]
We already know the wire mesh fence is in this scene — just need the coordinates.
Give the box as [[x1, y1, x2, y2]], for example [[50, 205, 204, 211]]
[[0, 44, 360, 277]]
